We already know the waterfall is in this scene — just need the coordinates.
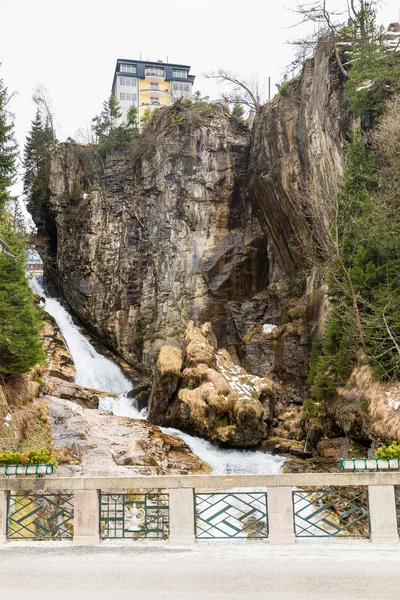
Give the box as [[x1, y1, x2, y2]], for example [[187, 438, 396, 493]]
[[30, 276, 284, 474]]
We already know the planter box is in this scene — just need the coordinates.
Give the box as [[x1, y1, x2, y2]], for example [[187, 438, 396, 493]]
[[339, 457, 400, 471], [0, 464, 56, 477]]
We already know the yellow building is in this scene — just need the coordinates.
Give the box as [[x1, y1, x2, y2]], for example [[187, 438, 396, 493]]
[[111, 59, 195, 124]]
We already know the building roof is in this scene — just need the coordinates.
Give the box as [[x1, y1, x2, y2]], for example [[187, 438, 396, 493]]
[[112, 58, 195, 91]]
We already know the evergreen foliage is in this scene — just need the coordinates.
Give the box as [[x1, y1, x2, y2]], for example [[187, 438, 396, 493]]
[[0, 72, 17, 212], [23, 108, 55, 212], [0, 73, 44, 378], [231, 103, 245, 123], [344, 3, 400, 115], [91, 96, 139, 156], [0, 218, 44, 376], [308, 87, 400, 400]]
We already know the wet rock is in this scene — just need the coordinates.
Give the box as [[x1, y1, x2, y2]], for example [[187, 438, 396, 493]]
[[317, 437, 350, 460], [40, 319, 76, 382], [262, 437, 313, 459], [149, 321, 275, 447], [148, 345, 183, 423], [46, 377, 117, 409], [46, 395, 210, 476]]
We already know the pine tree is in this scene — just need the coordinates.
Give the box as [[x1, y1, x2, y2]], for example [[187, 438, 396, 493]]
[[0, 219, 44, 375], [92, 95, 122, 139], [126, 105, 138, 130], [0, 74, 17, 212], [0, 70, 44, 377], [231, 103, 245, 123], [23, 109, 55, 212]]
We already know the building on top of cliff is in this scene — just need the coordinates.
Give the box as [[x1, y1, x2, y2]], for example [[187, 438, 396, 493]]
[[111, 58, 195, 124]]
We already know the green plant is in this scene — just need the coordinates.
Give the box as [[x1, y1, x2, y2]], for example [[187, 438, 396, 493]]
[[375, 441, 400, 459], [278, 83, 290, 98], [0, 448, 57, 466], [231, 103, 245, 123], [302, 398, 321, 418]]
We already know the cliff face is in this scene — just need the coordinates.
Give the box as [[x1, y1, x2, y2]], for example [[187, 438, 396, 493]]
[[37, 104, 273, 373], [250, 43, 349, 277], [30, 44, 351, 448]]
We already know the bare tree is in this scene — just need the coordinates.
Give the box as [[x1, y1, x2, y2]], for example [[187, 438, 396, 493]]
[[203, 70, 264, 111], [32, 84, 56, 134], [287, 0, 381, 77]]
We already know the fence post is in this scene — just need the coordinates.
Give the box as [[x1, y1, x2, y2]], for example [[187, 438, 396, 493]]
[[73, 490, 100, 545], [267, 487, 295, 544], [0, 490, 7, 543], [368, 485, 399, 543], [168, 488, 195, 544]]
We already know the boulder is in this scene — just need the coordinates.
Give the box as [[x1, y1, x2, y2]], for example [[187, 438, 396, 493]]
[[46, 377, 117, 409], [149, 321, 276, 447]]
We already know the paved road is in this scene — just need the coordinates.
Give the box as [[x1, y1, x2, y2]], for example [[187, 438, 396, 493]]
[[0, 542, 399, 599]]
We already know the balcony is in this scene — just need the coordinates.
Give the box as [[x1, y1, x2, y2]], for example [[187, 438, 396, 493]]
[[144, 68, 165, 80], [140, 102, 162, 110], [140, 88, 171, 97]]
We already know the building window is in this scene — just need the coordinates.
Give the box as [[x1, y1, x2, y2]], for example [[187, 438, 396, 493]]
[[150, 82, 159, 90], [172, 69, 187, 78], [121, 64, 136, 74], [120, 77, 137, 86], [150, 97, 160, 105], [145, 67, 165, 78], [120, 93, 137, 102]]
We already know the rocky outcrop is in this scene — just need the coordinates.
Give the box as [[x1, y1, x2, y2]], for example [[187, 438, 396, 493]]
[[148, 321, 275, 447], [250, 42, 349, 277], [46, 377, 118, 410], [30, 42, 353, 449], [47, 395, 210, 475], [40, 318, 75, 382]]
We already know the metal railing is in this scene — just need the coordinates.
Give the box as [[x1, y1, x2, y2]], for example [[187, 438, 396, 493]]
[[0, 464, 56, 477], [293, 489, 370, 538], [0, 474, 399, 544], [339, 457, 400, 471], [99, 493, 169, 540], [194, 492, 268, 539], [7, 493, 74, 540], [144, 68, 165, 78]]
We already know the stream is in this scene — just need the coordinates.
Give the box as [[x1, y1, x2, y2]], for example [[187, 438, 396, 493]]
[[30, 276, 284, 475]]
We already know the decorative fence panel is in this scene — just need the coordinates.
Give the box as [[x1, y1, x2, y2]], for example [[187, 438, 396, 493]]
[[293, 489, 370, 538], [194, 492, 268, 539], [7, 493, 74, 540], [99, 493, 169, 540], [396, 487, 400, 537]]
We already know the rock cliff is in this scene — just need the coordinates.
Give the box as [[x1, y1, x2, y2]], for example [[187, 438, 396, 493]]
[[30, 43, 352, 448]]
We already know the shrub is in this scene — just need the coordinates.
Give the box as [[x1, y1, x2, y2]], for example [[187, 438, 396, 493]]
[[375, 441, 400, 459], [0, 448, 57, 465]]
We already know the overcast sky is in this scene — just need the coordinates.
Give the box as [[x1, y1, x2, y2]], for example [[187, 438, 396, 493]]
[[1, 0, 399, 195]]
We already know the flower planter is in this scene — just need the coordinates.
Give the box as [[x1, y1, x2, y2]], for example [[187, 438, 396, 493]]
[[339, 457, 400, 471], [0, 464, 56, 477]]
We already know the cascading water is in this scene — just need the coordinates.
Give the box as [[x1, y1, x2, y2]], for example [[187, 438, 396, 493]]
[[30, 275, 284, 474]]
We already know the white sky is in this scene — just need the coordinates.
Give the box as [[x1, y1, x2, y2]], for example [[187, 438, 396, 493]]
[[1, 0, 399, 194]]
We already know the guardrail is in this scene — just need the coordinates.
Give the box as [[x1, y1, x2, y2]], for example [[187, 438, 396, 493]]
[[0, 473, 399, 545]]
